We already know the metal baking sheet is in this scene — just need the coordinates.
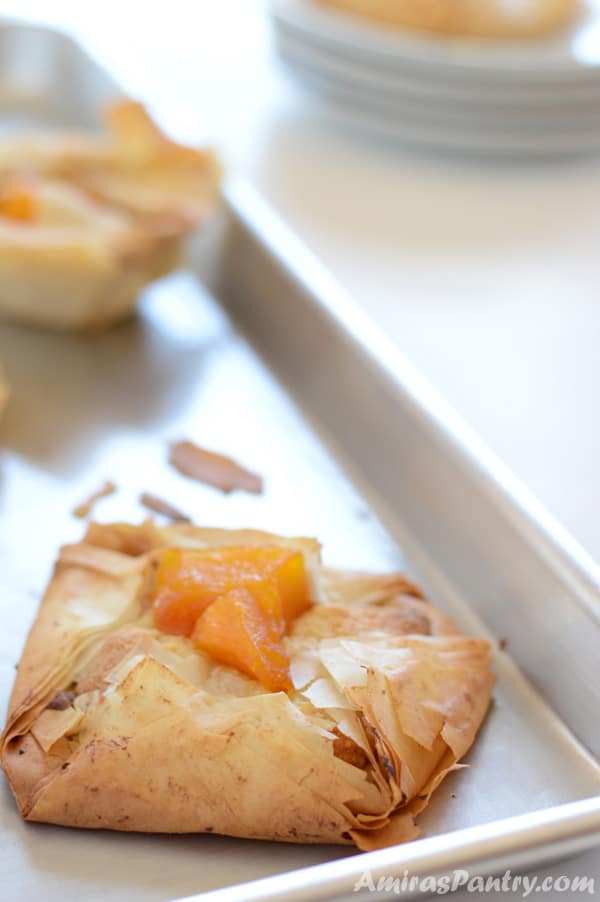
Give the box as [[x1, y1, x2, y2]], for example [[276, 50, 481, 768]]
[[0, 19, 598, 902]]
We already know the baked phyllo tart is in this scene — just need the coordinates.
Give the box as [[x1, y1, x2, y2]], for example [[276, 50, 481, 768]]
[[0, 101, 220, 329], [75, 101, 220, 239], [0, 100, 220, 259], [2, 521, 494, 848], [0, 180, 167, 331], [313, 0, 579, 39]]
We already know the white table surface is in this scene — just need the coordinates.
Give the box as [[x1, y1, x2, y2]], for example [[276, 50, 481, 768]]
[[0, 1, 598, 899]]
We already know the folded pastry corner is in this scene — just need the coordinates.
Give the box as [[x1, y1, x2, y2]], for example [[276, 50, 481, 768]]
[[2, 521, 494, 848]]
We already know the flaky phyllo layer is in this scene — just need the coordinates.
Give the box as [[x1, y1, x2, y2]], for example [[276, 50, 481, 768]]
[[1, 522, 494, 848]]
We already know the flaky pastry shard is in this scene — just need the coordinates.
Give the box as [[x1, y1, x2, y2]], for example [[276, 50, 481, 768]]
[[314, 0, 579, 39], [2, 521, 494, 848]]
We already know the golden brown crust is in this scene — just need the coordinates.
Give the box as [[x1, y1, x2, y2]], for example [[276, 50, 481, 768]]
[[5, 542, 147, 735], [2, 521, 494, 848], [289, 595, 453, 640], [314, 0, 579, 39]]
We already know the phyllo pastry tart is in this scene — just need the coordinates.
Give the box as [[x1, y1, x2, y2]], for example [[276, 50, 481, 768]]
[[0, 179, 165, 331], [2, 521, 494, 849], [0, 101, 220, 330]]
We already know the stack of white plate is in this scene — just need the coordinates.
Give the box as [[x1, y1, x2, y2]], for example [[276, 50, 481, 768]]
[[271, 0, 600, 156]]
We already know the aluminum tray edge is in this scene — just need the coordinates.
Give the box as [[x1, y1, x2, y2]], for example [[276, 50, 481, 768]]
[[174, 797, 600, 902]]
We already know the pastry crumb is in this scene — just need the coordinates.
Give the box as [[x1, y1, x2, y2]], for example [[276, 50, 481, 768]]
[[140, 492, 190, 522], [169, 440, 263, 494], [47, 690, 76, 711], [72, 480, 116, 518]]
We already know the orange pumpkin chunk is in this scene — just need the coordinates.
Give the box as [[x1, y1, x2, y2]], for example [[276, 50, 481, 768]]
[[0, 187, 37, 222], [152, 545, 311, 637], [192, 587, 292, 692]]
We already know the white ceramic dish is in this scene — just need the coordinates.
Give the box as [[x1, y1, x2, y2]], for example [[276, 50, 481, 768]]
[[272, 0, 600, 155], [275, 15, 600, 104], [272, 0, 600, 79], [277, 26, 600, 124]]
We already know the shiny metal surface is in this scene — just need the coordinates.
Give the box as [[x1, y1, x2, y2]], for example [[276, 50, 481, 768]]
[[0, 20, 597, 902], [178, 797, 600, 901]]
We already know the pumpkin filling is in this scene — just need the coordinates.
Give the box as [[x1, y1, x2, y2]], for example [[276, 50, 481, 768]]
[[151, 546, 312, 692], [0, 185, 37, 222]]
